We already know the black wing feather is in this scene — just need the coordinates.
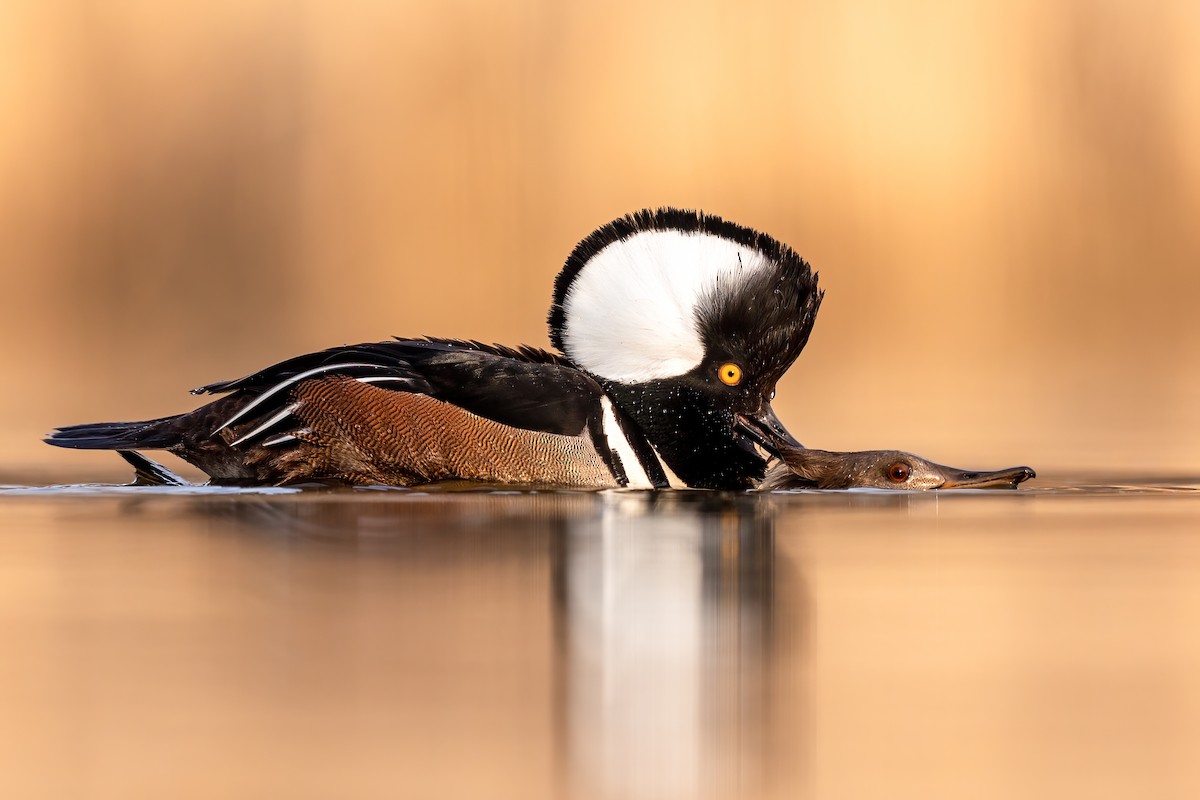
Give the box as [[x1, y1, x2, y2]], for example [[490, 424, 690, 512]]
[[414, 351, 600, 436], [192, 338, 569, 395], [195, 338, 601, 438]]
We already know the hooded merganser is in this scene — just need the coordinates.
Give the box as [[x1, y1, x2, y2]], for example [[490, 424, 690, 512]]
[[112, 444, 1037, 491], [760, 445, 1036, 490], [46, 208, 822, 490]]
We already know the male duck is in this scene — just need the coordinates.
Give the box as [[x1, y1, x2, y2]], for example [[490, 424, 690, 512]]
[[47, 208, 822, 490]]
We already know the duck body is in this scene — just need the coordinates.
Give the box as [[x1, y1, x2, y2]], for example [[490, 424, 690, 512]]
[[47, 209, 823, 490], [53, 339, 643, 487]]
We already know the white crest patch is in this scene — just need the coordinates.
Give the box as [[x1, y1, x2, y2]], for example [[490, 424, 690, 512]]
[[560, 230, 769, 382]]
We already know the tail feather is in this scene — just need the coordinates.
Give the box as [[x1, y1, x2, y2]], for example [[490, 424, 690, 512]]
[[45, 414, 184, 451]]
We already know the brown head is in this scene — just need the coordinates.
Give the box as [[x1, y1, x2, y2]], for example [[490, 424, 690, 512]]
[[761, 447, 1036, 491]]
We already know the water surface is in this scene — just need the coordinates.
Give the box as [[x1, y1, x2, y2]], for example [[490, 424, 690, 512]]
[[1, 475, 1198, 799]]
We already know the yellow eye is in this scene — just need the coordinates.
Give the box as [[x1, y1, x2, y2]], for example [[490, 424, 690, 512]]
[[717, 363, 743, 386]]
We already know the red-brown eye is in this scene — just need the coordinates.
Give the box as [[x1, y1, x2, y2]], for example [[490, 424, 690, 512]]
[[888, 462, 911, 482]]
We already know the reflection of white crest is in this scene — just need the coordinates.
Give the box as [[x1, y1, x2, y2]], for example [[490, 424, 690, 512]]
[[559, 230, 769, 383], [561, 494, 773, 799]]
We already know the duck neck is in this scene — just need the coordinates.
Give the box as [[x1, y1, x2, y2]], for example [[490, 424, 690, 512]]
[[601, 380, 767, 490]]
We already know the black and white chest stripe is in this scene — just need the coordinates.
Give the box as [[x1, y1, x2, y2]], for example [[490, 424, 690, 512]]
[[593, 395, 685, 489]]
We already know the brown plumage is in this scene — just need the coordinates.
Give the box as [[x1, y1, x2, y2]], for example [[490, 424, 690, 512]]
[[46, 340, 632, 488], [253, 377, 617, 487], [761, 446, 1035, 490]]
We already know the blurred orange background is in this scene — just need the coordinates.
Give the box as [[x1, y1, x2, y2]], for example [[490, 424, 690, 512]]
[[2, 0, 1198, 476]]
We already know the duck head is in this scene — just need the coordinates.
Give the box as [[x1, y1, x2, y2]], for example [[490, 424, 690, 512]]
[[761, 446, 1036, 490], [549, 208, 822, 489]]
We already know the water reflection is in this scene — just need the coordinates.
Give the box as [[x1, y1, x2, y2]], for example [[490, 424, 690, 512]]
[[191, 489, 788, 799], [553, 493, 780, 800], [4, 484, 1200, 799]]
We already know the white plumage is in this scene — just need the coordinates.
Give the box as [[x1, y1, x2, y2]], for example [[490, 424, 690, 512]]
[[559, 229, 769, 382]]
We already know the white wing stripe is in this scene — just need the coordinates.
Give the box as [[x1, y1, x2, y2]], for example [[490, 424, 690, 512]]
[[230, 403, 300, 447], [260, 433, 297, 447], [355, 376, 413, 385], [212, 362, 385, 435]]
